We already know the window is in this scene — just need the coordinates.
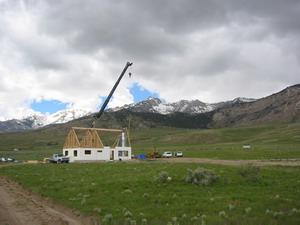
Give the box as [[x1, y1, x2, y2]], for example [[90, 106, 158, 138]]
[[118, 151, 129, 157], [65, 151, 68, 156], [85, 150, 91, 155], [97, 150, 102, 153], [74, 150, 77, 157]]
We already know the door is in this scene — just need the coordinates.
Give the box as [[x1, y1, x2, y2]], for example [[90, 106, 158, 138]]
[[110, 150, 114, 160]]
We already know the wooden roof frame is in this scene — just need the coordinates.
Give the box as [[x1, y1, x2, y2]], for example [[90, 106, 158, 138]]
[[63, 127, 131, 149]]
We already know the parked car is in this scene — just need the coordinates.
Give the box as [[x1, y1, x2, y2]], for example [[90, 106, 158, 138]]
[[163, 152, 172, 158], [0, 157, 22, 163], [0, 157, 7, 162], [175, 151, 183, 157]]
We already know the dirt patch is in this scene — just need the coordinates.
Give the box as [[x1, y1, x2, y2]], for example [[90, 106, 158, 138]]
[[0, 175, 96, 225], [157, 157, 300, 166]]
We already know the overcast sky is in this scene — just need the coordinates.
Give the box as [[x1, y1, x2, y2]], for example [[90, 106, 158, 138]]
[[0, 0, 299, 120]]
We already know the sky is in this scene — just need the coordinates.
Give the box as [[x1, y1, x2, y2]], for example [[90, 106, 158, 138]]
[[0, 0, 300, 120]]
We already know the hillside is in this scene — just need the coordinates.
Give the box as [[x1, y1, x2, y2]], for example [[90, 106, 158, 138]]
[[211, 84, 300, 127]]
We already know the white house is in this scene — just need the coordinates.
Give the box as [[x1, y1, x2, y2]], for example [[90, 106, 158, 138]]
[[63, 127, 132, 162]]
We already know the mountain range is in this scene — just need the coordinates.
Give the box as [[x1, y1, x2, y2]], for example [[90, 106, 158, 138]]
[[109, 97, 255, 114], [0, 84, 299, 132]]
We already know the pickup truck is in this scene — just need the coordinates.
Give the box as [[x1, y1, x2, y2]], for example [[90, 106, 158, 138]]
[[49, 154, 70, 163], [175, 151, 183, 157], [162, 152, 172, 158]]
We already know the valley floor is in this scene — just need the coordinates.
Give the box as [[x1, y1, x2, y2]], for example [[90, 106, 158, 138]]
[[159, 157, 300, 166]]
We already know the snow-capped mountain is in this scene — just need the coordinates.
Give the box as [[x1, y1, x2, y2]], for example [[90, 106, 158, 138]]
[[34, 108, 92, 127], [110, 97, 256, 115], [0, 97, 256, 133], [0, 109, 92, 133]]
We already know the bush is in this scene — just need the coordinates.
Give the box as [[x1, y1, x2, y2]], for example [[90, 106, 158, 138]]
[[102, 214, 113, 223], [156, 171, 171, 183], [239, 163, 260, 182], [185, 167, 218, 186]]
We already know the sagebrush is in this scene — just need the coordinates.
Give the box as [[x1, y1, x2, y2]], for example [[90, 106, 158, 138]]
[[156, 171, 171, 183], [239, 163, 260, 182], [185, 167, 219, 186]]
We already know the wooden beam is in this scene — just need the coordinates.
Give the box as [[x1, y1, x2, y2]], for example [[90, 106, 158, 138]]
[[63, 128, 80, 148], [72, 127, 123, 132]]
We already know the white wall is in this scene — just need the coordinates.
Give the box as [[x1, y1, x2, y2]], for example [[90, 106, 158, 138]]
[[63, 147, 131, 162], [115, 147, 132, 161]]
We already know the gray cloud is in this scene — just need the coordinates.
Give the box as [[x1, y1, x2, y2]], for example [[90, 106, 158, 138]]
[[0, 0, 299, 119]]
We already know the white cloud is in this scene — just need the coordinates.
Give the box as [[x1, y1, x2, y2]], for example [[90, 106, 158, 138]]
[[0, 0, 299, 119]]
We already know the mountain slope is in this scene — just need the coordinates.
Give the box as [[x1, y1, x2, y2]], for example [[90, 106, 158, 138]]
[[211, 84, 300, 127], [108, 84, 300, 129]]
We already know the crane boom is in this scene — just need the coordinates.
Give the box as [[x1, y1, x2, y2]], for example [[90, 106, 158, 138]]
[[91, 62, 133, 128]]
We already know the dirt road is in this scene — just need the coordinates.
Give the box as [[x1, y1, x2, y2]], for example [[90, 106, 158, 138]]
[[0, 175, 95, 225], [158, 157, 300, 166]]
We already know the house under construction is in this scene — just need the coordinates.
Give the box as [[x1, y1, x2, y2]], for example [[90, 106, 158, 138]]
[[63, 127, 131, 162], [62, 62, 133, 162]]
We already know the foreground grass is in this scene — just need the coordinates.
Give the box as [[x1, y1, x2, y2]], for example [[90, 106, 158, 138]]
[[1, 162, 300, 224]]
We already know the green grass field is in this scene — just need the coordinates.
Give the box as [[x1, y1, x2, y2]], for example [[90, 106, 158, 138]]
[[0, 162, 300, 224], [0, 122, 300, 161], [0, 122, 300, 224]]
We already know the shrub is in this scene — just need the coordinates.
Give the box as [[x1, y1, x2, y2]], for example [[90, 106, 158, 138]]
[[228, 204, 235, 210], [156, 171, 171, 183], [143, 193, 149, 198], [102, 214, 113, 223], [239, 163, 260, 182], [219, 211, 228, 218], [185, 167, 219, 186], [124, 210, 132, 218], [130, 220, 137, 225], [141, 218, 148, 225], [290, 208, 300, 215], [94, 207, 101, 214], [123, 189, 133, 194], [245, 207, 252, 214]]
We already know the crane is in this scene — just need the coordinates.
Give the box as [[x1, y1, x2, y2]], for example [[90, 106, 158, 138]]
[[91, 62, 133, 128]]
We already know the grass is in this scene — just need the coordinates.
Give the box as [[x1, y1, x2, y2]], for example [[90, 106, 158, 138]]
[[1, 119, 299, 224], [131, 123, 300, 160], [0, 162, 300, 224]]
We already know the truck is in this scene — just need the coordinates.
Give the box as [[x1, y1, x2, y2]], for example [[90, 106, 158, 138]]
[[146, 151, 161, 158], [175, 151, 183, 157], [49, 154, 70, 163], [162, 152, 172, 158]]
